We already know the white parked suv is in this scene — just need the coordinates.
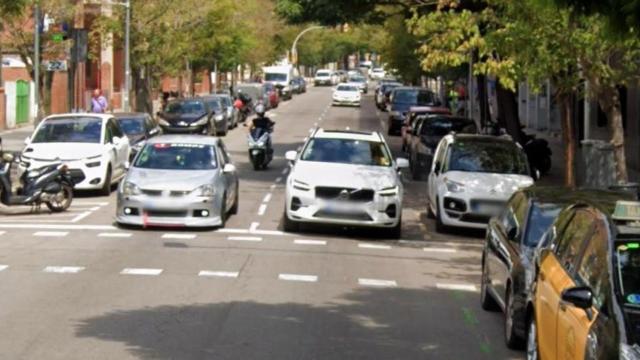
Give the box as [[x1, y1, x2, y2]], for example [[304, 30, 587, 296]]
[[284, 129, 409, 238], [427, 134, 534, 232], [20, 113, 131, 195], [332, 83, 362, 107], [314, 69, 335, 86]]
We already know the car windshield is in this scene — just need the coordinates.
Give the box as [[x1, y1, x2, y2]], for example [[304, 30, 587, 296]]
[[316, 71, 330, 77], [32, 117, 102, 144], [134, 143, 218, 170], [393, 89, 435, 105], [165, 100, 205, 114], [523, 203, 562, 247], [337, 85, 358, 92], [301, 138, 392, 167], [205, 99, 221, 111], [616, 241, 640, 307], [117, 118, 145, 136], [420, 117, 477, 137], [447, 140, 530, 175], [265, 73, 287, 82], [236, 86, 260, 100], [349, 77, 365, 83]]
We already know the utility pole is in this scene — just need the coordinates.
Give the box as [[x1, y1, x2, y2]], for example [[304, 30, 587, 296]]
[[291, 26, 324, 66], [123, 0, 130, 111], [34, 2, 41, 122]]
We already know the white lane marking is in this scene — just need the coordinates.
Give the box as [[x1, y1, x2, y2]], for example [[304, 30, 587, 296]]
[[216, 228, 250, 234], [253, 229, 285, 236], [358, 278, 397, 287], [34, 231, 68, 237], [89, 206, 101, 211], [258, 204, 267, 216], [275, 177, 283, 183], [358, 243, 391, 250], [71, 211, 92, 223], [423, 247, 457, 253], [262, 193, 272, 203], [98, 232, 133, 238], [278, 273, 318, 282], [43, 266, 85, 274], [120, 268, 163, 276], [249, 222, 260, 233], [0, 224, 116, 230], [269, 184, 276, 190], [227, 236, 263, 242], [294, 239, 327, 246], [0, 265, 8, 272], [0, 231, 6, 236], [71, 201, 109, 206], [314, 122, 318, 126], [436, 283, 478, 292], [281, 167, 289, 175], [198, 271, 239, 278], [162, 233, 197, 240]]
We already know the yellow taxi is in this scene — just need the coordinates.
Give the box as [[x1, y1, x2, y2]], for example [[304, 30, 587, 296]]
[[527, 200, 640, 360]]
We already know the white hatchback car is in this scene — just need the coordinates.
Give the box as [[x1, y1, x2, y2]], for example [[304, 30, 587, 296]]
[[332, 83, 362, 107], [427, 134, 534, 232], [284, 129, 409, 238], [21, 114, 130, 195]]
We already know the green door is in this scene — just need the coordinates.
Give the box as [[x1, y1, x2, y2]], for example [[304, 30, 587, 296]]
[[16, 80, 29, 124]]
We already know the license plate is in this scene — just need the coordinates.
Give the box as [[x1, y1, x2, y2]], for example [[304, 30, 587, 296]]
[[476, 204, 502, 215]]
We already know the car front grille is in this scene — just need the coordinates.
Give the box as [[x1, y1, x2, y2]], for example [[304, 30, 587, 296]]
[[315, 187, 374, 203], [142, 189, 162, 196], [144, 209, 189, 217], [459, 213, 492, 224], [313, 210, 373, 222]]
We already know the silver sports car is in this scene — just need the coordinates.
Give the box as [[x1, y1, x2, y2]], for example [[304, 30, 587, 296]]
[[116, 135, 239, 228]]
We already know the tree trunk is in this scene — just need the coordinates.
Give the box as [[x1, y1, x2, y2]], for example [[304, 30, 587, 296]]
[[476, 74, 490, 129], [560, 94, 576, 187], [133, 66, 152, 114], [599, 85, 629, 184], [496, 81, 522, 143]]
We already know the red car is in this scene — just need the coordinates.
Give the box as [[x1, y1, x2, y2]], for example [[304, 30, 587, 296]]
[[264, 82, 280, 109], [401, 106, 451, 152]]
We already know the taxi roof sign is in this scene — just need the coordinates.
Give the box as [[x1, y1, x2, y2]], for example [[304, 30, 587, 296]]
[[613, 201, 640, 222]]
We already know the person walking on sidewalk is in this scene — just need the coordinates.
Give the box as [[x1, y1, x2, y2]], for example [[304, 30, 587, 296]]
[[91, 89, 109, 113]]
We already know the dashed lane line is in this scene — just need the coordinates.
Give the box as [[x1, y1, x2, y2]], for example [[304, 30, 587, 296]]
[[278, 273, 318, 282], [120, 268, 163, 276], [34, 231, 68, 237], [0, 265, 8, 272], [98, 232, 133, 238], [227, 236, 263, 242], [258, 204, 267, 216], [249, 222, 260, 233], [275, 177, 283, 183], [162, 233, 197, 240], [281, 167, 289, 175], [0, 231, 5, 236], [358, 278, 398, 287], [269, 184, 277, 190], [436, 283, 478, 292], [71, 211, 92, 223], [43, 266, 85, 274], [423, 247, 457, 253], [262, 193, 272, 203], [293, 239, 327, 246], [358, 243, 391, 250], [198, 270, 239, 278]]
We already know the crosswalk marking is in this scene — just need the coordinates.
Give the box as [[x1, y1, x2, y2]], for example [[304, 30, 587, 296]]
[[43, 266, 85, 274], [358, 278, 397, 287], [120, 268, 163, 276], [279, 273, 318, 282], [198, 271, 239, 278]]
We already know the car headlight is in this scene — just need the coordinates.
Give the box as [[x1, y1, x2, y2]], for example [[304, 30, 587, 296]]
[[292, 179, 311, 191], [378, 186, 399, 197], [191, 116, 209, 126], [621, 343, 640, 360], [214, 114, 224, 122], [444, 178, 465, 193], [122, 181, 141, 196], [390, 111, 403, 118], [158, 119, 170, 126], [194, 184, 215, 197]]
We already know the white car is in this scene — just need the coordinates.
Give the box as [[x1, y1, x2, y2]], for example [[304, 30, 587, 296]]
[[371, 68, 386, 80], [21, 114, 131, 195], [427, 134, 534, 232], [314, 70, 334, 86], [332, 83, 362, 107], [284, 129, 409, 238]]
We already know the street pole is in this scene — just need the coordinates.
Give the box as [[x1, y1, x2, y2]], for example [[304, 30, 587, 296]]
[[34, 2, 41, 122], [290, 25, 324, 66], [123, 0, 131, 111]]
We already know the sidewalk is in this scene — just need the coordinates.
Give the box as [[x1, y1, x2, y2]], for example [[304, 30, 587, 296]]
[[0, 124, 34, 152]]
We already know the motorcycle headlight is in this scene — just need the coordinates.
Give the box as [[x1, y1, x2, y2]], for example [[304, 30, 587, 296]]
[[621, 343, 640, 360], [444, 178, 465, 193], [158, 119, 170, 127], [122, 181, 141, 196], [378, 186, 399, 197], [194, 184, 216, 197]]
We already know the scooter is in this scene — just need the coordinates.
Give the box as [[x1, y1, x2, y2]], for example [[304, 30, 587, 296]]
[[247, 126, 274, 170], [0, 138, 74, 212]]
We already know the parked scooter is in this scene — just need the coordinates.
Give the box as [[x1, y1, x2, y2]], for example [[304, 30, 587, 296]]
[[0, 138, 74, 212], [247, 126, 274, 170], [234, 93, 253, 123]]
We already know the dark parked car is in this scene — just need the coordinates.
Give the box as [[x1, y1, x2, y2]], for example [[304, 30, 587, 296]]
[[200, 96, 229, 136], [375, 81, 402, 110], [215, 93, 238, 129], [407, 115, 476, 180], [480, 187, 629, 350], [113, 112, 161, 160], [157, 98, 216, 135], [387, 87, 439, 135], [291, 77, 307, 94], [401, 106, 451, 153]]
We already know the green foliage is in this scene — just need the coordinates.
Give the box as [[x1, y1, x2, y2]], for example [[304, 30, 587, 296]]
[[275, 0, 392, 25]]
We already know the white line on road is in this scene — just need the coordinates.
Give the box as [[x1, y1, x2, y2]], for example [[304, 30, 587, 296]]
[[71, 201, 109, 206], [34, 231, 68, 237], [162, 233, 197, 240], [43, 266, 85, 274], [0, 231, 6, 236], [216, 228, 249, 234], [275, 177, 283, 183], [423, 247, 457, 253], [294, 239, 327, 246], [198, 271, 239, 278], [120, 268, 163, 276], [262, 193, 272, 203], [281, 167, 289, 175], [227, 236, 263, 242], [98, 232, 133, 238], [71, 211, 92, 223], [269, 184, 277, 190], [279, 273, 318, 282], [0, 224, 116, 231], [358, 243, 391, 250], [358, 278, 397, 287], [249, 222, 260, 233], [0, 265, 8, 272], [258, 204, 267, 216], [436, 283, 478, 292], [254, 229, 285, 236]]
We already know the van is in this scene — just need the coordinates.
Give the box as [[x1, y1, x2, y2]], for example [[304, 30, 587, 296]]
[[263, 65, 294, 100]]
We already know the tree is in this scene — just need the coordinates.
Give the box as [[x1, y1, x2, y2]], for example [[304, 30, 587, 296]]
[[0, 0, 28, 85]]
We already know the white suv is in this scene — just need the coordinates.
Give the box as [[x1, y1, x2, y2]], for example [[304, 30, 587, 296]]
[[427, 134, 534, 232], [314, 70, 334, 86], [284, 129, 409, 238]]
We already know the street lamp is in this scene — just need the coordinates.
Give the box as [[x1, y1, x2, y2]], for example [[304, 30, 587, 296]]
[[105, 0, 131, 112], [290, 25, 324, 65]]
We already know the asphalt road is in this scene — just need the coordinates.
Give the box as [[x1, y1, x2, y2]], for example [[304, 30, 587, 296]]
[[0, 86, 523, 359]]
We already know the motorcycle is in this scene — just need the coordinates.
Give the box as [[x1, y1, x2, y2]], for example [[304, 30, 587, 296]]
[[247, 126, 274, 170], [234, 93, 253, 123], [0, 139, 74, 212]]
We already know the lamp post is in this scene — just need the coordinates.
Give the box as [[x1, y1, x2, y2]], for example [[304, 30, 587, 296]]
[[105, 0, 130, 111], [290, 25, 324, 66]]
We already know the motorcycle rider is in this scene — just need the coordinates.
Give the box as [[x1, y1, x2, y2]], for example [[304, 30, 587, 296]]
[[247, 103, 274, 141]]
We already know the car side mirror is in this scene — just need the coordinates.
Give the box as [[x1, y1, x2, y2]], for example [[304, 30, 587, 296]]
[[396, 158, 409, 169], [561, 286, 593, 310], [285, 150, 297, 162], [223, 163, 236, 173], [434, 161, 442, 175]]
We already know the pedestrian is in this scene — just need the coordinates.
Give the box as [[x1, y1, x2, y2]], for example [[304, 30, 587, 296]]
[[91, 89, 108, 113]]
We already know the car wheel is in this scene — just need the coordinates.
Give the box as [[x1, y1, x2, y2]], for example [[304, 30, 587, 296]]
[[46, 184, 73, 212], [283, 208, 299, 233], [526, 314, 539, 360], [505, 287, 524, 349], [100, 166, 112, 196], [435, 198, 448, 233], [229, 183, 239, 215], [480, 257, 500, 311]]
